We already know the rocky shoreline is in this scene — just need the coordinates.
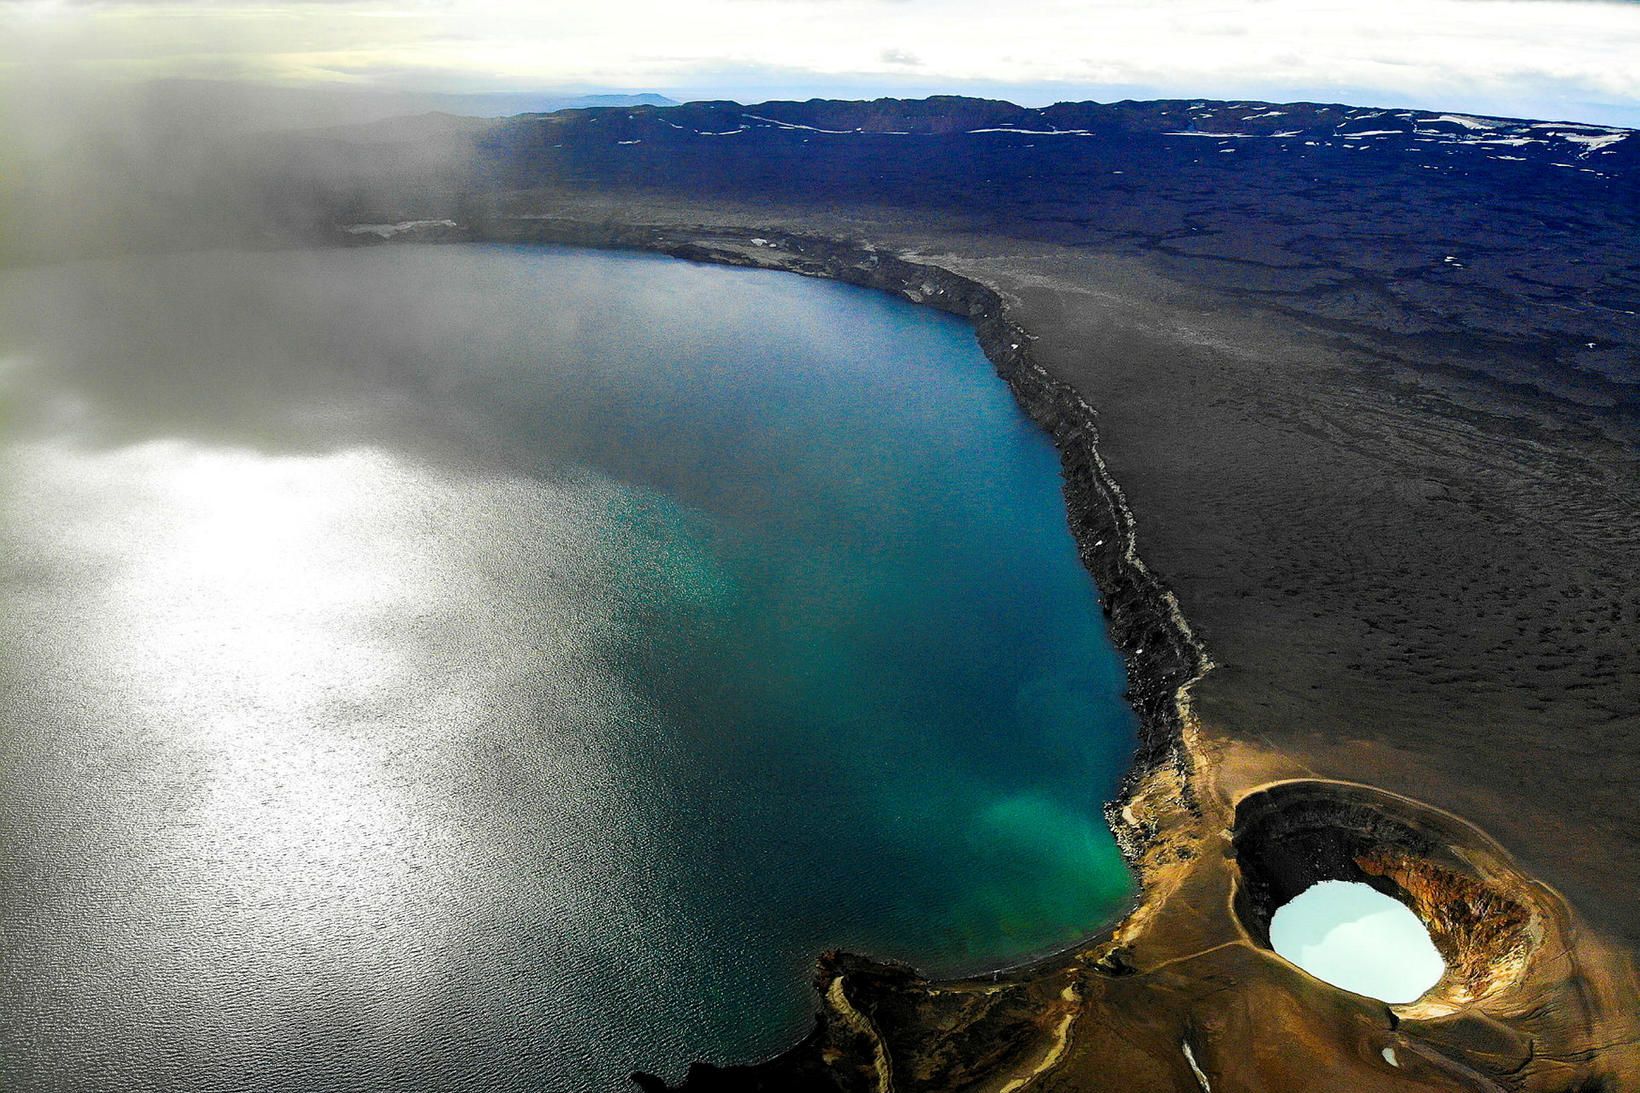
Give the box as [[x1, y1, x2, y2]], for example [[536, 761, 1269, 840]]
[[417, 218, 1215, 872]]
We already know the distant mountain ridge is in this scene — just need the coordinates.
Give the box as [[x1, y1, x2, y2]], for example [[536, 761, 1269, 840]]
[[520, 94, 1634, 174], [568, 93, 678, 109]]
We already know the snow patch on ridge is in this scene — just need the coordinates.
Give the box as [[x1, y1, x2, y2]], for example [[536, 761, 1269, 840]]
[[1424, 114, 1498, 130], [341, 220, 456, 238], [968, 127, 1092, 136], [743, 113, 854, 134]]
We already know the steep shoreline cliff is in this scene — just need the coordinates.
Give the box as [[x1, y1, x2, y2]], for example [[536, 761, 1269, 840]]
[[442, 221, 1215, 875]]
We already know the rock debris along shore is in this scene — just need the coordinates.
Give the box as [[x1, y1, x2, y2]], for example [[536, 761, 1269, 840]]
[[340, 221, 1640, 1091]]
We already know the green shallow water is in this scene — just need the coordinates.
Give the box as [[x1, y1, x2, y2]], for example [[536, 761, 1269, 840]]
[[0, 244, 1135, 1090]]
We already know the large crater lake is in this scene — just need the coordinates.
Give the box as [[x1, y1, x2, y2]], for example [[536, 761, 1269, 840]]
[[0, 245, 1135, 1091]]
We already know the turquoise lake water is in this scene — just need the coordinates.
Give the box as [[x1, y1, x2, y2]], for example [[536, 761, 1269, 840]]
[[0, 245, 1136, 1090]]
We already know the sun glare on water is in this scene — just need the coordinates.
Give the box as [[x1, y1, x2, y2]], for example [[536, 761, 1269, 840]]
[[3, 436, 598, 945], [25, 441, 441, 901]]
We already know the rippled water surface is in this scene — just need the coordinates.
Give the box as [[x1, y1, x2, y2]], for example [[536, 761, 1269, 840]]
[[0, 245, 1135, 1090]]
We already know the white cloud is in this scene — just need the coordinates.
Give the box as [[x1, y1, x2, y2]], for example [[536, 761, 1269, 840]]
[[2, 0, 1637, 125]]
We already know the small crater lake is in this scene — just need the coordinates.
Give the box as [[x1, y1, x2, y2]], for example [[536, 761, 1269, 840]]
[[1270, 881, 1446, 1004], [0, 244, 1136, 1091]]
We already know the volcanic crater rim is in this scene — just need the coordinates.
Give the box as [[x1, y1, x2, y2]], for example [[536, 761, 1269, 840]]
[[1230, 778, 1541, 1012]]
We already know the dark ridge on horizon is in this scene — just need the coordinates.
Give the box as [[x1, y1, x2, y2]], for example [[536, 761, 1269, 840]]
[[523, 93, 1636, 136]]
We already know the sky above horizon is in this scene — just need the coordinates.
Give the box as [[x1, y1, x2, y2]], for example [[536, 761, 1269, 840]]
[[3, 0, 1639, 127]]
